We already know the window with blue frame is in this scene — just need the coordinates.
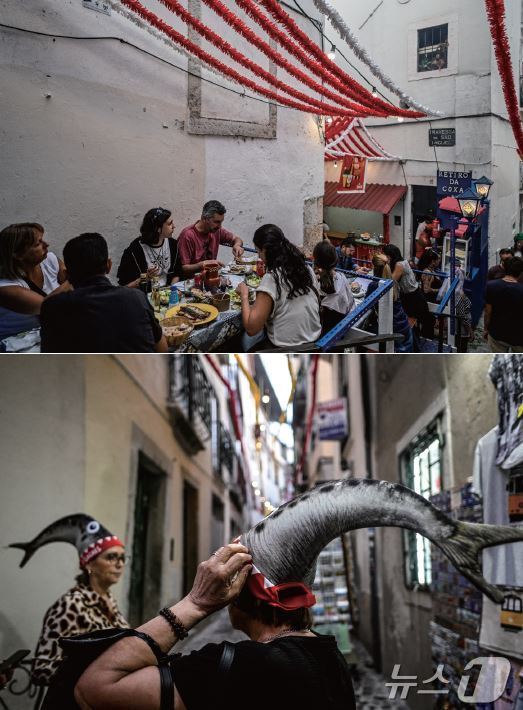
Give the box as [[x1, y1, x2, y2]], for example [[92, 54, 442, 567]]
[[400, 421, 443, 589]]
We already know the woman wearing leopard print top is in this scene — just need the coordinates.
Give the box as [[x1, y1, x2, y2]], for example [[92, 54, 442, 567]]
[[32, 551, 129, 683], [9, 514, 129, 685]]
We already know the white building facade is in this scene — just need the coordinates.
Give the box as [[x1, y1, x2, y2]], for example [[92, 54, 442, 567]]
[[0, 0, 325, 266], [327, 0, 522, 260]]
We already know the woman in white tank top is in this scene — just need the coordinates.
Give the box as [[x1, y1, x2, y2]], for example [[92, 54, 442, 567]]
[[0, 222, 70, 341], [383, 244, 429, 322]]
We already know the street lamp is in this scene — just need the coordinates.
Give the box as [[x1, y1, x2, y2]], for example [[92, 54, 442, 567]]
[[473, 175, 494, 200], [457, 188, 482, 220]]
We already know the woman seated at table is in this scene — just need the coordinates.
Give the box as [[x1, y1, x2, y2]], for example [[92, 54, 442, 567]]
[[313, 240, 355, 336], [382, 244, 429, 326], [236, 224, 321, 350], [0, 222, 69, 342], [366, 253, 413, 353], [117, 207, 184, 288]]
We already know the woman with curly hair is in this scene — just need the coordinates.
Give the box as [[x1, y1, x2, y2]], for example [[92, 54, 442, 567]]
[[236, 224, 321, 349], [117, 207, 184, 288]]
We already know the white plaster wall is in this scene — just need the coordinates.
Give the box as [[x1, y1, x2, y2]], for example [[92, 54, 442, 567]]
[[0, 357, 86, 667], [327, 0, 521, 254], [0, 0, 325, 272]]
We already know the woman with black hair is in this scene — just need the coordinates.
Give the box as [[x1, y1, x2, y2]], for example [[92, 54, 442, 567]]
[[117, 208, 184, 288], [236, 224, 321, 349], [312, 240, 354, 336], [417, 249, 441, 302], [382, 244, 429, 323]]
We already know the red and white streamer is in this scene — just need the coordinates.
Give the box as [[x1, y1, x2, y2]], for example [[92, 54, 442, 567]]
[[257, 0, 423, 118], [199, 0, 382, 116], [484, 0, 523, 159], [325, 118, 399, 160], [157, 0, 373, 117], [119, 0, 348, 115], [310, 0, 443, 117]]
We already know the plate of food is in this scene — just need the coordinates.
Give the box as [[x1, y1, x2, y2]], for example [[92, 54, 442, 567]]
[[224, 262, 252, 275], [166, 303, 219, 325], [245, 273, 261, 289], [189, 288, 214, 305], [235, 255, 257, 265], [360, 232, 371, 241]]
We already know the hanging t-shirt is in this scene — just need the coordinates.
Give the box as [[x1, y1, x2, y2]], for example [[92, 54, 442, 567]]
[[257, 266, 321, 347], [489, 355, 523, 469], [472, 427, 523, 587]]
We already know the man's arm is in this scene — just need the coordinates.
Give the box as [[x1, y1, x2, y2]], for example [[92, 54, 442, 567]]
[[75, 544, 252, 710], [181, 259, 223, 277], [220, 229, 244, 258]]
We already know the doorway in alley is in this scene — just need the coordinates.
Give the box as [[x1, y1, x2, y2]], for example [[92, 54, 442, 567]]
[[129, 452, 167, 627], [183, 480, 199, 596], [411, 185, 437, 256]]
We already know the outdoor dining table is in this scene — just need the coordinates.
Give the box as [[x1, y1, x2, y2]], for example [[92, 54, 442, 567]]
[[166, 272, 372, 352], [167, 274, 258, 353]]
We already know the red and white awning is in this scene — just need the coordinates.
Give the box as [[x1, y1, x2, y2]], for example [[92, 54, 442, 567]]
[[325, 117, 399, 161]]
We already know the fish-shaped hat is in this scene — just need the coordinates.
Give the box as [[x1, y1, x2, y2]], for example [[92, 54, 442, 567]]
[[241, 479, 523, 605], [9, 514, 124, 568]]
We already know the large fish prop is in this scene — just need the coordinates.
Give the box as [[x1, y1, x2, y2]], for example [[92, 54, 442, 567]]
[[242, 479, 523, 604], [8, 514, 114, 567]]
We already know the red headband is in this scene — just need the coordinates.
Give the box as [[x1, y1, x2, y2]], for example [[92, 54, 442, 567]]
[[80, 535, 125, 567], [247, 569, 316, 611]]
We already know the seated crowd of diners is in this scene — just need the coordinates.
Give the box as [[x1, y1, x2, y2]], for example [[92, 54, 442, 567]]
[[1, 202, 455, 354]]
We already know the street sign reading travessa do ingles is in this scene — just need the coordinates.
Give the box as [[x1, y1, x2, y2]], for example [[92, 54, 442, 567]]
[[436, 170, 472, 196]]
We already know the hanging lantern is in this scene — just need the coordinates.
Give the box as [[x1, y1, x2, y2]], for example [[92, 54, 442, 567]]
[[457, 188, 482, 220], [473, 176, 494, 200]]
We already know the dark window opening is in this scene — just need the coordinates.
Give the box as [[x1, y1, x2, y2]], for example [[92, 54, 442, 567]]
[[417, 24, 448, 73]]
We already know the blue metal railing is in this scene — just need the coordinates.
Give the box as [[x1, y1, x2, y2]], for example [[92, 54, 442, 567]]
[[316, 279, 394, 351], [435, 275, 460, 316]]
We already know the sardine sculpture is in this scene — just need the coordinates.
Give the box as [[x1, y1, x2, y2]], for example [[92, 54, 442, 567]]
[[242, 479, 523, 604], [8, 514, 116, 567]]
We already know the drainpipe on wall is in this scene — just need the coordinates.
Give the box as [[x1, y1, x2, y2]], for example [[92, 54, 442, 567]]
[[360, 356, 382, 674]]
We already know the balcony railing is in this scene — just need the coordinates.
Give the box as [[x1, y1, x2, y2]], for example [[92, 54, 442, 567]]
[[168, 355, 215, 454]]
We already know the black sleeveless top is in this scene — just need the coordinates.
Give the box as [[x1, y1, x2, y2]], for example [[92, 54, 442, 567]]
[[170, 634, 356, 710]]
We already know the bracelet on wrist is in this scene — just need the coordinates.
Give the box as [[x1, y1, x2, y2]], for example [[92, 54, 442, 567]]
[[159, 607, 189, 640]]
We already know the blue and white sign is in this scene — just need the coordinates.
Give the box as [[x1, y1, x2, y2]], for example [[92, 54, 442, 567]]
[[318, 398, 348, 440], [437, 170, 472, 196]]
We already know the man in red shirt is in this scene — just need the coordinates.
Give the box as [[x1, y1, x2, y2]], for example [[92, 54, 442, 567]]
[[178, 200, 244, 275]]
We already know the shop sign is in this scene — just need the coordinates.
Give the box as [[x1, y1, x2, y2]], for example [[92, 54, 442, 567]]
[[429, 128, 456, 146], [318, 398, 348, 440], [437, 170, 472, 196], [337, 155, 367, 194]]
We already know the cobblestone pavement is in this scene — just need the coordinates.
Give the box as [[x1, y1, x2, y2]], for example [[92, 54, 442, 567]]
[[175, 610, 409, 709]]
